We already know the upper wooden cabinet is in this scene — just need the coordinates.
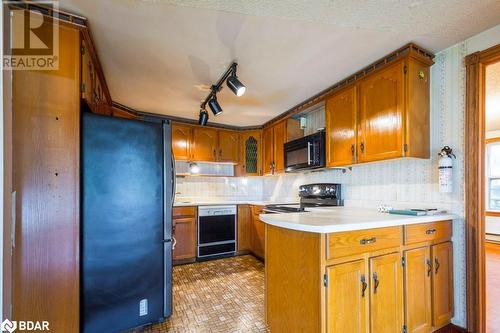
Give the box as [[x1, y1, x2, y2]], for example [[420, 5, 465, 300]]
[[326, 85, 357, 167], [325, 55, 432, 167], [263, 120, 287, 175], [239, 131, 262, 176], [263, 126, 274, 175], [218, 130, 239, 162], [192, 127, 218, 162], [172, 123, 193, 161], [81, 36, 110, 115], [358, 61, 405, 163]]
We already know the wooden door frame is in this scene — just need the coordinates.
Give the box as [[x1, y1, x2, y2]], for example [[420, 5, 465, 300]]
[[465, 43, 500, 333]]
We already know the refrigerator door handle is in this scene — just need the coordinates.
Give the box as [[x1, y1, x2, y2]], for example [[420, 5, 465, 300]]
[[171, 154, 176, 207]]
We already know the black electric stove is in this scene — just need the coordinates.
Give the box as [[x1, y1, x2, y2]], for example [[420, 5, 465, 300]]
[[263, 183, 343, 214]]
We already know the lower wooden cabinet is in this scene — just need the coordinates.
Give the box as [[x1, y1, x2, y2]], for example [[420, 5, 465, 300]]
[[370, 252, 404, 333], [251, 205, 265, 259], [265, 221, 453, 333], [326, 260, 367, 333], [431, 242, 454, 328], [237, 205, 253, 252], [172, 207, 197, 263], [404, 247, 433, 333]]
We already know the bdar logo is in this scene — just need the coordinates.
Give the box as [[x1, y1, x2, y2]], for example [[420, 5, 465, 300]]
[[1, 319, 17, 333]]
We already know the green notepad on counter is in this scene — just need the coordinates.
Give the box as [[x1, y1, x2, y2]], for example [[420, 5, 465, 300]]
[[388, 209, 428, 216]]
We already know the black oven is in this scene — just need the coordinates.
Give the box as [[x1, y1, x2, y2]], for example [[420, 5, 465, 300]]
[[284, 131, 325, 172]]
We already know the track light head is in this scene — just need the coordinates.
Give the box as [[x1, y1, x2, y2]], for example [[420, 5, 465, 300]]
[[208, 95, 223, 116], [227, 74, 246, 97], [198, 109, 209, 126]]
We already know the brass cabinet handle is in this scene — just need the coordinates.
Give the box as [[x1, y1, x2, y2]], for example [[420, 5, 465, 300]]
[[219, 148, 222, 158], [435, 258, 440, 274], [360, 142, 365, 153], [351, 144, 355, 156], [213, 149, 216, 159], [427, 259, 432, 277], [426, 228, 437, 235], [361, 275, 367, 297], [373, 272, 379, 294], [172, 236, 177, 250], [360, 237, 377, 245]]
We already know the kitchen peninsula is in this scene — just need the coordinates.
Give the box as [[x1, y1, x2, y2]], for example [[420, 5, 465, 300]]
[[261, 208, 455, 333]]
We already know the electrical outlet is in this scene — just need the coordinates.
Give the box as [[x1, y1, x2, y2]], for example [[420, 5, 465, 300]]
[[139, 299, 148, 316]]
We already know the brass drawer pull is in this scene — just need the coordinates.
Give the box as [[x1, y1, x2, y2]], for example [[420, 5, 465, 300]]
[[425, 228, 437, 235], [360, 237, 377, 245]]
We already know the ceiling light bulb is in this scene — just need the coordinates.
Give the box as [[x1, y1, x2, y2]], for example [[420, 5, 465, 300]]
[[227, 75, 246, 97], [208, 96, 223, 116], [198, 109, 209, 126]]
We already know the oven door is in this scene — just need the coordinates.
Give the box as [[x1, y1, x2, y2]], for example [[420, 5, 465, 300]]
[[198, 214, 236, 245]]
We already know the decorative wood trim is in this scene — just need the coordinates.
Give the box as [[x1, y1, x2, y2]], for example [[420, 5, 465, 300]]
[[7, 1, 87, 27], [111, 102, 262, 131], [485, 137, 500, 144], [262, 42, 434, 128], [465, 43, 500, 333], [485, 211, 500, 217]]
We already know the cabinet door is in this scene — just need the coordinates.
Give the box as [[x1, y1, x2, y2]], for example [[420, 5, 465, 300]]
[[218, 130, 239, 162], [369, 252, 403, 333], [326, 86, 357, 167], [358, 61, 405, 163], [273, 121, 287, 173], [262, 126, 274, 175], [326, 260, 368, 333], [192, 127, 218, 162], [431, 242, 453, 328], [237, 205, 252, 252], [173, 217, 196, 260], [404, 247, 432, 333], [251, 206, 265, 259], [171, 123, 192, 160], [240, 131, 262, 176]]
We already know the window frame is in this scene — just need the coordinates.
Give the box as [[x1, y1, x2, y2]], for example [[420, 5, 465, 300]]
[[486, 140, 500, 212]]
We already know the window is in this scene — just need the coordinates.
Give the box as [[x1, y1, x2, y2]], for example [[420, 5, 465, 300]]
[[486, 141, 500, 211]]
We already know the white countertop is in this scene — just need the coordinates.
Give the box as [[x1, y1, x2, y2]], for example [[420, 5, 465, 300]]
[[173, 199, 297, 207], [259, 207, 455, 233]]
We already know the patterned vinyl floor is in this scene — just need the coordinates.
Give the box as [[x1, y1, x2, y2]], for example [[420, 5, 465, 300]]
[[138, 255, 268, 333]]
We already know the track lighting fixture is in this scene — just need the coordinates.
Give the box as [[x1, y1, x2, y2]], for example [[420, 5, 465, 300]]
[[208, 95, 223, 116], [197, 62, 246, 125], [198, 109, 208, 126], [227, 74, 246, 97]]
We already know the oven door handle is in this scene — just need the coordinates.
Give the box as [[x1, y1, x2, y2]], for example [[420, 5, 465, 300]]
[[307, 142, 312, 165]]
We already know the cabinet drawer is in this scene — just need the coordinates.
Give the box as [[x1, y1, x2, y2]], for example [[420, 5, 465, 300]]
[[404, 221, 452, 245], [327, 226, 402, 260], [173, 206, 197, 218]]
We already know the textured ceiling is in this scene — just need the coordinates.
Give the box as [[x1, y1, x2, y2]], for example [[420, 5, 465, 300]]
[[60, 0, 500, 126], [486, 62, 500, 132]]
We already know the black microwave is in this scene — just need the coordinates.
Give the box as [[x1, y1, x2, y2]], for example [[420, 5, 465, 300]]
[[284, 131, 326, 172]]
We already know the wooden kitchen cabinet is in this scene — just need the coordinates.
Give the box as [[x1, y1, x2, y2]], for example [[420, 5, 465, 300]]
[[324, 55, 432, 167], [326, 260, 368, 333], [358, 61, 405, 163], [172, 207, 197, 264], [431, 242, 454, 328], [404, 247, 432, 333], [325, 86, 357, 167], [262, 120, 287, 175], [172, 123, 192, 161], [266, 220, 453, 333], [237, 205, 253, 252], [239, 131, 262, 176], [263, 126, 274, 175], [218, 130, 239, 162], [192, 127, 218, 162], [369, 252, 404, 333], [251, 206, 266, 259]]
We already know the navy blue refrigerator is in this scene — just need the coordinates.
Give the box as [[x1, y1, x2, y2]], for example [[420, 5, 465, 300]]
[[81, 112, 173, 333]]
